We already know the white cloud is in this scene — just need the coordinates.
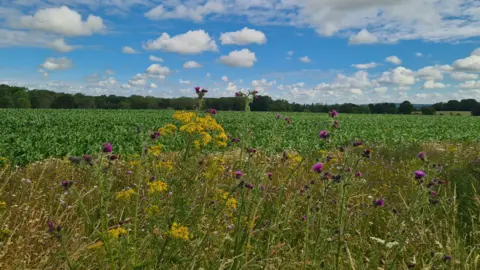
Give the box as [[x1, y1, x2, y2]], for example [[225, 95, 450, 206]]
[[128, 73, 147, 86], [183, 61, 202, 69], [38, 68, 48, 78], [385, 56, 402, 65], [348, 29, 377, 44], [351, 62, 379, 69], [450, 72, 479, 81], [251, 79, 276, 91], [416, 52, 423, 57], [423, 80, 446, 89], [105, 69, 115, 75], [143, 30, 218, 54], [50, 38, 75, 52], [149, 55, 163, 62], [350, 88, 364, 95], [180, 79, 190, 84], [457, 80, 480, 89], [220, 27, 267, 45], [122, 46, 139, 54], [315, 71, 374, 93], [145, 2, 224, 22], [378, 67, 415, 86], [18, 6, 105, 36], [471, 48, 480, 56], [374, 87, 388, 94], [146, 63, 170, 80], [299, 56, 311, 63], [222, 76, 229, 82], [226, 82, 238, 92], [452, 55, 480, 72], [416, 66, 444, 81], [150, 83, 158, 88], [40, 57, 72, 70], [219, 49, 257, 67], [98, 77, 118, 87]]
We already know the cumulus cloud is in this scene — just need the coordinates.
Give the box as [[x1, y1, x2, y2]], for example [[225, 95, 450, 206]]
[[423, 80, 446, 89], [128, 73, 147, 86], [351, 62, 379, 69], [374, 87, 388, 94], [50, 38, 75, 52], [348, 29, 378, 44], [40, 57, 72, 70], [146, 63, 170, 80], [378, 67, 415, 86], [150, 82, 158, 88], [98, 77, 118, 87], [222, 76, 229, 82], [149, 55, 163, 62], [18, 6, 105, 36], [180, 79, 190, 84], [385, 56, 402, 65], [416, 66, 444, 81], [122, 46, 139, 54], [183, 61, 202, 68], [299, 56, 311, 63], [219, 49, 256, 67], [145, 2, 224, 22], [315, 71, 373, 94], [251, 79, 276, 91], [452, 55, 480, 72], [457, 80, 480, 89], [143, 30, 218, 54], [450, 72, 478, 81], [471, 48, 480, 56], [220, 27, 267, 45]]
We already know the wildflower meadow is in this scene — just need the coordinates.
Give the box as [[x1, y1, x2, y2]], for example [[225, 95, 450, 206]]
[[0, 88, 479, 269]]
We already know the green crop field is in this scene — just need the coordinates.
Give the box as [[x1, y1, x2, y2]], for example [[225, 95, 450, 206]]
[[1, 109, 479, 164]]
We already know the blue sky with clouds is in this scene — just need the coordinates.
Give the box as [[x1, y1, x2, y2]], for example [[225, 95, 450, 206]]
[[1, 0, 480, 104]]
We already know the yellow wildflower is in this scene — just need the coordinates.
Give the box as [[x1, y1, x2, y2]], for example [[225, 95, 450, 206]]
[[109, 227, 127, 238], [226, 197, 238, 210], [148, 180, 168, 194], [200, 132, 212, 145], [194, 140, 201, 150], [115, 189, 135, 201], [156, 161, 173, 171], [173, 111, 196, 124], [87, 241, 104, 249], [149, 145, 162, 156], [158, 124, 177, 136], [0, 201, 6, 209], [168, 222, 190, 240]]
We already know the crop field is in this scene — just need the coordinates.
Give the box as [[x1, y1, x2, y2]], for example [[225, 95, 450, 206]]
[[0, 103, 480, 269], [1, 109, 479, 165]]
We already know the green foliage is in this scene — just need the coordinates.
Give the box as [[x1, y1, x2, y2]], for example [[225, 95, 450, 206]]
[[422, 107, 436, 115], [472, 104, 480, 116], [398, 100, 413, 114]]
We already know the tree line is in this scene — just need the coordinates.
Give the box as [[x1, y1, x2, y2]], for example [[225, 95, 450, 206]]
[[0, 84, 479, 115]]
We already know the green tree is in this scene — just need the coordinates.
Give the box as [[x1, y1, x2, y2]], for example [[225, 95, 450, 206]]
[[421, 107, 436, 115], [472, 104, 480, 116], [398, 101, 414, 114]]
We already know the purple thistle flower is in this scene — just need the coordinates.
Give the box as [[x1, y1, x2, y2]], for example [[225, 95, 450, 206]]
[[312, 162, 324, 173], [374, 199, 384, 207], [301, 215, 307, 221], [231, 137, 241, 143], [245, 183, 254, 189], [363, 149, 372, 158], [103, 143, 113, 153], [353, 141, 363, 147], [285, 117, 291, 124], [151, 131, 161, 140], [109, 154, 119, 161], [418, 151, 425, 161], [127, 171, 133, 175], [319, 130, 329, 139], [415, 170, 426, 179], [355, 172, 362, 178], [248, 148, 256, 154], [209, 108, 217, 115], [443, 255, 452, 262], [275, 114, 281, 119], [234, 171, 245, 179], [47, 220, 56, 232], [267, 172, 273, 179], [331, 110, 338, 117], [61, 180, 73, 191], [431, 191, 437, 196], [83, 154, 93, 163], [195, 86, 200, 93]]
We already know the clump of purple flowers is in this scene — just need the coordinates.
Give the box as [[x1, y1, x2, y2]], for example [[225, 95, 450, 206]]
[[151, 131, 161, 140], [319, 130, 329, 139], [234, 171, 245, 179], [373, 199, 384, 207], [195, 86, 208, 98], [415, 170, 426, 180], [328, 110, 338, 118], [312, 162, 324, 173], [103, 143, 113, 153]]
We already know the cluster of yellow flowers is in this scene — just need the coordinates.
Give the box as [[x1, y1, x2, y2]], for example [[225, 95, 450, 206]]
[[115, 189, 136, 201], [156, 160, 173, 171], [149, 145, 162, 156], [215, 189, 237, 216], [168, 222, 191, 240], [109, 227, 127, 238], [158, 111, 228, 150], [147, 180, 168, 194]]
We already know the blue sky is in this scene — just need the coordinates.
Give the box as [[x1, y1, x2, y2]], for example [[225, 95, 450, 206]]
[[1, 0, 480, 104]]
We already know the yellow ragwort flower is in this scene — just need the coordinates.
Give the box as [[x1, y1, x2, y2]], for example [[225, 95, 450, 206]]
[[146, 205, 161, 217], [156, 161, 173, 171], [115, 189, 136, 201], [0, 201, 6, 209], [158, 124, 177, 136], [109, 227, 127, 238], [173, 111, 196, 124], [168, 222, 190, 240], [149, 145, 162, 156], [148, 180, 168, 194]]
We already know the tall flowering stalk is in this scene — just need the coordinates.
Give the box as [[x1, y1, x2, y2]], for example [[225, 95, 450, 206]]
[[195, 86, 208, 114], [235, 90, 258, 112]]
